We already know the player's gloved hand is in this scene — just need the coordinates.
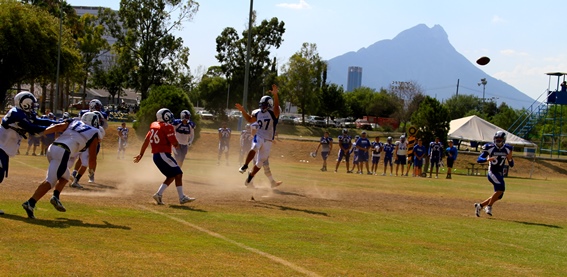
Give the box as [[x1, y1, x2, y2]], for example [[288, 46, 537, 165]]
[[508, 159, 514, 168], [65, 118, 74, 124]]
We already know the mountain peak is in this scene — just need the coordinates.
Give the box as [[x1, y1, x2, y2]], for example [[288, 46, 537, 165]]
[[393, 24, 448, 43]]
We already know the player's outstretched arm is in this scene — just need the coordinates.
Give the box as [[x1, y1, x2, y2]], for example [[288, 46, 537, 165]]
[[235, 103, 255, 123], [270, 84, 280, 118]]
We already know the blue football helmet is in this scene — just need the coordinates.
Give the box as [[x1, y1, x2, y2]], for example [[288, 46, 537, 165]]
[[494, 131, 506, 147]]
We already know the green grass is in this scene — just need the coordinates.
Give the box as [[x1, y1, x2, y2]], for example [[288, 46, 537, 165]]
[[1, 150, 566, 276]]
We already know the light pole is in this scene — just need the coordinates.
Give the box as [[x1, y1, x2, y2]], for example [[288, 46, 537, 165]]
[[55, 1, 63, 115], [240, 0, 253, 131], [478, 78, 487, 102]]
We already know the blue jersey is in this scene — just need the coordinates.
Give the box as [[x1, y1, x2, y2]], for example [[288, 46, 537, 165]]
[[172, 119, 195, 145], [382, 143, 394, 159], [320, 136, 333, 152], [218, 127, 231, 141], [477, 143, 513, 174], [355, 137, 371, 151], [429, 142, 443, 157], [338, 135, 351, 150], [413, 144, 426, 158], [446, 146, 458, 160], [371, 141, 383, 156], [0, 108, 53, 157]]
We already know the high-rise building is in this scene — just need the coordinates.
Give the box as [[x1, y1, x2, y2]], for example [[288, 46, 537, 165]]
[[347, 66, 362, 92]]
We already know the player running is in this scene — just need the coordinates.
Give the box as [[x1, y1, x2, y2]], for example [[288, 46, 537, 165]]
[[172, 110, 195, 168]]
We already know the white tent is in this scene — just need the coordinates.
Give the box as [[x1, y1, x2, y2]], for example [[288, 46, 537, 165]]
[[448, 115, 537, 147]]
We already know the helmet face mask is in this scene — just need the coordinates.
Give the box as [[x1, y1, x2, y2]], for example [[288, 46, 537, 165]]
[[387, 136, 393, 143], [259, 96, 273, 111], [15, 91, 37, 113], [342, 129, 348, 134], [89, 99, 103, 112], [156, 108, 174, 123], [180, 110, 191, 120], [400, 135, 406, 142], [494, 131, 506, 147]]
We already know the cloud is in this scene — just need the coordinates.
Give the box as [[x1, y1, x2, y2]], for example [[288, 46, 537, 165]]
[[276, 0, 311, 10], [500, 49, 528, 56], [492, 15, 506, 24]]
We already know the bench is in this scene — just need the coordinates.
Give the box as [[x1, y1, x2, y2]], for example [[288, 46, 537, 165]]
[[467, 163, 488, 176]]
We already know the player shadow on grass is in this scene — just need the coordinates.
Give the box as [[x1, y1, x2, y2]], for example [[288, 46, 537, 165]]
[[270, 189, 306, 197], [1, 214, 131, 230], [488, 218, 562, 229], [168, 205, 207, 213], [253, 202, 329, 217]]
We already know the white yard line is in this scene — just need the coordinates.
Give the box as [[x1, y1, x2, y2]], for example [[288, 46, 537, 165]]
[[137, 205, 321, 277]]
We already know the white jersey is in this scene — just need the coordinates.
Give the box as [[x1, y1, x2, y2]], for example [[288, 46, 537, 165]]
[[55, 120, 100, 156], [251, 108, 278, 141], [395, 141, 408, 156]]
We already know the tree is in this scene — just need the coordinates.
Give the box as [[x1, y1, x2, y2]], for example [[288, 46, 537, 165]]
[[490, 102, 519, 131], [279, 43, 325, 122], [133, 85, 199, 140], [368, 89, 400, 118], [320, 83, 345, 118], [389, 81, 425, 131], [215, 14, 285, 110], [99, 0, 199, 100], [197, 72, 228, 118], [91, 55, 127, 106], [443, 94, 482, 120], [410, 96, 450, 147], [343, 87, 375, 119], [76, 13, 109, 103], [0, 0, 80, 108]]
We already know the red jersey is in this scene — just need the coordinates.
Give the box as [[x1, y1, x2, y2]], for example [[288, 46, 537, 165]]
[[147, 121, 178, 154]]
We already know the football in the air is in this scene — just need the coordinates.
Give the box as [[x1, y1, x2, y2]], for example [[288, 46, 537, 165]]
[[476, 56, 490, 66]]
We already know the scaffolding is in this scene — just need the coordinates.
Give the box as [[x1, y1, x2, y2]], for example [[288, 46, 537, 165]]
[[539, 72, 567, 157]]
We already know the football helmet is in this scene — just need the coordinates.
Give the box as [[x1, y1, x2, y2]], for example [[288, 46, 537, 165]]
[[387, 136, 393, 143], [89, 99, 103, 112], [156, 108, 174, 123], [180, 110, 191, 120], [81, 112, 100, 128], [62, 112, 70, 120], [494, 131, 506, 147], [259, 96, 273, 111], [342, 129, 348, 134], [400, 135, 406, 142], [14, 91, 37, 113]]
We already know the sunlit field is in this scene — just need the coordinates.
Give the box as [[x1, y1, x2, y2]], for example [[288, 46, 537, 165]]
[[1, 125, 566, 276]]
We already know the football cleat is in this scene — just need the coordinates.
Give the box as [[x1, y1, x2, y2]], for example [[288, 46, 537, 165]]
[[179, 195, 196, 204], [50, 196, 66, 212], [474, 203, 482, 217], [152, 194, 164, 205], [484, 205, 493, 216], [88, 173, 95, 183], [70, 181, 83, 189], [271, 180, 283, 188], [238, 164, 248, 174], [22, 201, 35, 219]]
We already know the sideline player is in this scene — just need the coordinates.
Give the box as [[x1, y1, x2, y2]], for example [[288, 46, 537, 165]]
[[315, 131, 333, 171], [394, 135, 408, 176], [134, 108, 195, 205], [474, 131, 514, 217], [428, 137, 443, 178], [413, 138, 426, 177], [356, 131, 372, 175], [445, 140, 458, 179], [117, 122, 129, 159], [172, 110, 195, 168], [217, 121, 231, 166], [334, 129, 351, 173], [348, 135, 360, 173], [0, 92, 54, 215], [370, 136, 382, 175], [382, 137, 394, 176], [235, 84, 280, 188], [21, 112, 100, 219]]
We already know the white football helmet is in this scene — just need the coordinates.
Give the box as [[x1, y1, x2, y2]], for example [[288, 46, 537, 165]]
[[89, 99, 103, 112], [180, 110, 191, 120], [81, 112, 100, 128], [62, 112, 70, 119], [156, 108, 174, 123], [14, 91, 37, 113], [259, 96, 273, 111]]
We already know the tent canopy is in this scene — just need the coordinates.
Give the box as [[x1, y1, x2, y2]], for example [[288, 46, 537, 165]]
[[448, 115, 537, 147]]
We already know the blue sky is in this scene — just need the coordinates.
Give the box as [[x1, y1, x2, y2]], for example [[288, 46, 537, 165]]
[[68, 0, 567, 101]]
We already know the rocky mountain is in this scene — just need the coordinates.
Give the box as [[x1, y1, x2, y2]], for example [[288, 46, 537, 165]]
[[326, 24, 535, 109]]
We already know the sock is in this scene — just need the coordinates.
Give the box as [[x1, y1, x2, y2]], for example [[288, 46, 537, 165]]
[[28, 198, 37, 207], [53, 190, 61, 199], [75, 174, 82, 182], [176, 186, 184, 198], [246, 173, 254, 183], [157, 184, 168, 195]]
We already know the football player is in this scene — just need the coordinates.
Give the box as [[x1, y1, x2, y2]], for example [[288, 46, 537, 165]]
[[382, 137, 395, 176], [474, 131, 514, 217], [334, 129, 351, 173], [134, 108, 195, 205], [394, 135, 408, 176], [21, 112, 101, 219], [315, 131, 333, 171], [370, 136, 383, 175], [235, 84, 280, 188], [428, 137, 443, 178], [117, 122, 129, 159], [217, 121, 231, 166], [172, 110, 195, 167]]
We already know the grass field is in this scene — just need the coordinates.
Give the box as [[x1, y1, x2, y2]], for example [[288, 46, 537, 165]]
[[0, 126, 566, 276]]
